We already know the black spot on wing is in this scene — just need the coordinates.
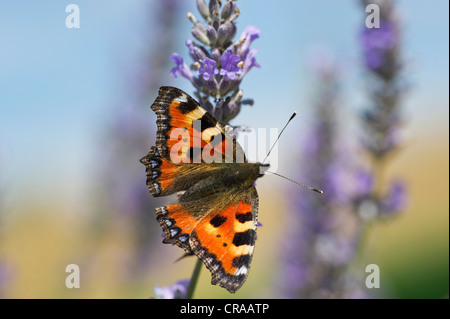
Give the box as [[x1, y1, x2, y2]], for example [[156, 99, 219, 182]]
[[236, 212, 253, 223], [178, 100, 197, 114], [199, 113, 217, 132], [210, 215, 227, 228], [232, 229, 256, 247]]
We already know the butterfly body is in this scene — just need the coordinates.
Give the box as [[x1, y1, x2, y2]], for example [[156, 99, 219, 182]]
[[141, 87, 267, 293]]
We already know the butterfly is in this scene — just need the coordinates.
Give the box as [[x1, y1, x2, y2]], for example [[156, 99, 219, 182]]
[[140, 86, 269, 293]]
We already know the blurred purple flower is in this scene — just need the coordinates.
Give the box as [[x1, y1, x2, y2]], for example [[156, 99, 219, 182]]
[[355, 169, 374, 197], [380, 180, 407, 215], [356, 0, 408, 221], [198, 57, 219, 81], [153, 279, 190, 299], [92, 0, 182, 281], [360, 21, 396, 70], [280, 55, 361, 298]]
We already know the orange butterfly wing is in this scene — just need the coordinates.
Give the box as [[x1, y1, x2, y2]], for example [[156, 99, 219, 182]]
[[141, 86, 246, 197], [156, 186, 259, 293], [151, 86, 245, 165]]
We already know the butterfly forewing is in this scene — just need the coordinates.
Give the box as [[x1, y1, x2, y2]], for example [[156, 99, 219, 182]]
[[151, 86, 245, 165]]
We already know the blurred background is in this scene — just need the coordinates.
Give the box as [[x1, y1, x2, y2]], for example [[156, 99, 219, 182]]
[[0, 0, 448, 298]]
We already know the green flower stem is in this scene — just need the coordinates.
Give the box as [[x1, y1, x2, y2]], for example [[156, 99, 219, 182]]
[[186, 258, 202, 299]]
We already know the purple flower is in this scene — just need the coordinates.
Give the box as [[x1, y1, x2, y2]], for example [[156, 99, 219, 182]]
[[221, 0, 237, 21], [220, 51, 242, 80], [380, 180, 407, 215], [198, 57, 219, 81], [217, 22, 237, 46], [170, 53, 193, 81], [355, 169, 374, 197], [242, 25, 261, 43], [196, 0, 209, 20], [153, 279, 190, 299], [360, 21, 396, 70], [360, 21, 396, 51], [221, 89, 243, 122], [279, 58, 360, 298], [324, 162, 350, 204], [237, 25, 261, 59], [241, 49, 260, 76], [94, 0, 181, 281], [185, 40, 207, 61]]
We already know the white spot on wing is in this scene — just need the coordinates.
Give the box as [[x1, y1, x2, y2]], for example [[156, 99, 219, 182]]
[[153, 183, 160, 195], [174, 93, 188, 103], [235, 266, 248, 276]]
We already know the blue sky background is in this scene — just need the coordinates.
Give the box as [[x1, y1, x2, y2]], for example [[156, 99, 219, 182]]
[[0, 0, 448, 205]]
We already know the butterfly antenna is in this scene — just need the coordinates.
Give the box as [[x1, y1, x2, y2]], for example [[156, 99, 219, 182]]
[[262, 112, 297, 164], [266, 171, 324, 194]]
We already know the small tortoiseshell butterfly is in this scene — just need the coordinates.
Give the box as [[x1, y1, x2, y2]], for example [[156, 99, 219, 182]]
[[140, 86, 269, 293]]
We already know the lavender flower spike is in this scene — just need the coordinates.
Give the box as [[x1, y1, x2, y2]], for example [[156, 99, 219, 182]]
[[168, 0, 260, 124]]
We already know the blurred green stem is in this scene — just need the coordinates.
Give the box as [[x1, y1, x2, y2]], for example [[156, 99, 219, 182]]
[[186, 258, 202, 299], [354, 220, 372, 264], [354, 158, 384, 264]]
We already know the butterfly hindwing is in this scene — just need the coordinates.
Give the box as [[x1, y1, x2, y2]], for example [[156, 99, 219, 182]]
[[190, 186, 259, 293], [155, 186, 258, 293], [141, 146, 175, 197], [156, 204, 197, 252]]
